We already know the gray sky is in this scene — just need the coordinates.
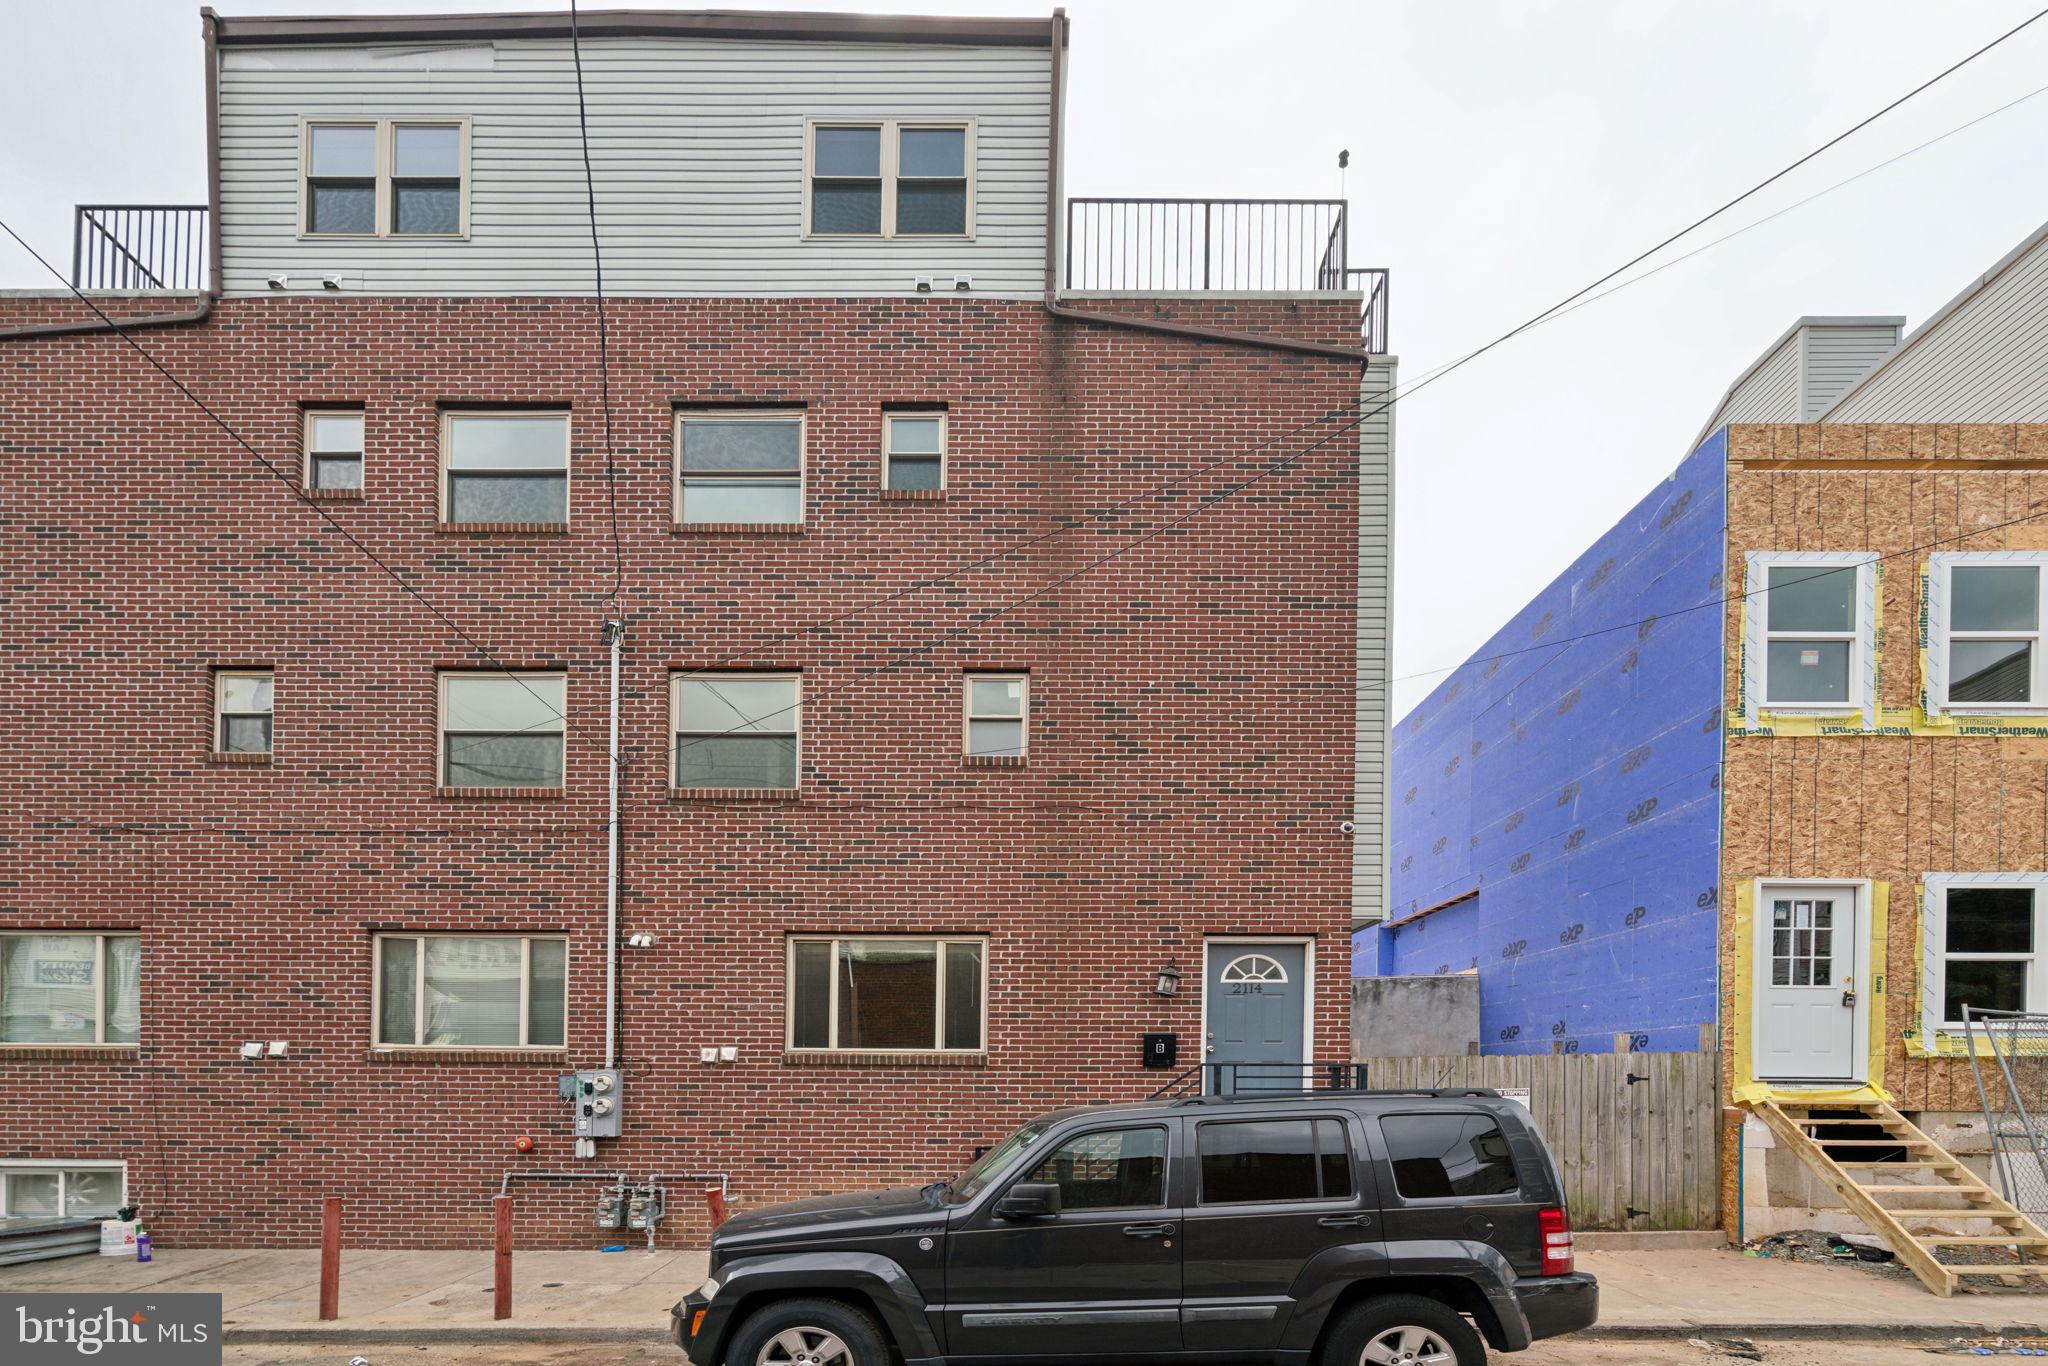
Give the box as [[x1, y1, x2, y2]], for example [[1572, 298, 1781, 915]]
[[6, 1, 2048, 716]]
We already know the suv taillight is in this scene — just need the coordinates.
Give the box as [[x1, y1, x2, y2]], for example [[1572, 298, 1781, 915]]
[[1538, 1206, 1574, 1276]]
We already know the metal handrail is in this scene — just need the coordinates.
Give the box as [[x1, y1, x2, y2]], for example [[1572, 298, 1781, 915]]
[[1149, 1060, 1371, 1101], [1066, 197, 1348, 294], [72, 205, 209, 292]]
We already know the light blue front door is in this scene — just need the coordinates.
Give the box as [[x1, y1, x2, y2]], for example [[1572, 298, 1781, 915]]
[[1205, 942, 1307, 1094]]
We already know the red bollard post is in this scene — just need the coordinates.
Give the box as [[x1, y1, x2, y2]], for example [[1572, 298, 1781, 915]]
[[318, 1197, 341, 1322], [705, 1188, 728, 1230], [493, 1195, 513, 1321]]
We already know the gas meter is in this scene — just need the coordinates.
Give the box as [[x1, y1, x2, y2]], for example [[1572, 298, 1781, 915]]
[[594, 1180, 629, 1230], [627, 1184, 666, 1232]]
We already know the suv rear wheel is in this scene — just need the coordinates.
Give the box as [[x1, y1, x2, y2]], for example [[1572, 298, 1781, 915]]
[[728, 1296, 889, 1366], [1323, 1293, 1484, 1366]]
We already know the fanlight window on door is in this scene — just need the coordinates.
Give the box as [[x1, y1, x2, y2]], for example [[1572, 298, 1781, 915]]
[[1221, 953, 1289, 984], [1771, 898, 1834, 987]]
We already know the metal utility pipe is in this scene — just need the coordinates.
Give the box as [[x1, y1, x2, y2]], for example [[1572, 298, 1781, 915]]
[[603, 618, 624, 1070], [499, 1170, 624, 1198]]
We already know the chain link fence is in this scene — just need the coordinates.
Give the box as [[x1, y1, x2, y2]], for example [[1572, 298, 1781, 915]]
[[1963, 1007, 2048, 1227]]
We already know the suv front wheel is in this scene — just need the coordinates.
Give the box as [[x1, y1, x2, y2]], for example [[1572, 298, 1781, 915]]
[[1323, 1293, 1484, 1366], [727, 1297, 890, 1366]]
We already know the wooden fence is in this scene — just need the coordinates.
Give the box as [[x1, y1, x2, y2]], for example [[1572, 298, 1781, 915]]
[[1356, 1050, 1721, 1230]]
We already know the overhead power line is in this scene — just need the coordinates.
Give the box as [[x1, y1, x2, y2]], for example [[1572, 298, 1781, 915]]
[[568, 0, 626, 605]]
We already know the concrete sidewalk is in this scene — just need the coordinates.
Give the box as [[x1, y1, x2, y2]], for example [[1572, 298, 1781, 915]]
[[6, 1244, 2048, 1343]]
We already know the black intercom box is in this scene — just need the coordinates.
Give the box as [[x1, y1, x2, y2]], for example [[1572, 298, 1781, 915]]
[[1141, 1032, 1179, 1069]]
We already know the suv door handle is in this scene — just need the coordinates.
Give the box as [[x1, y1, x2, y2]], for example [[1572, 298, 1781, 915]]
[[1317, 1215, 1372, 1229], [1121, 1222, 1177, 1238]]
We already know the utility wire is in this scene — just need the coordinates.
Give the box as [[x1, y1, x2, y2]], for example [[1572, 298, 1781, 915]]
[[569, 0, 626, 605], [0, 218, 595, 746]]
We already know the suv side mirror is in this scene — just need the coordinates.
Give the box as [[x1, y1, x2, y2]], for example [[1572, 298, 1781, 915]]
[[994, 1182, 1062, 1220]]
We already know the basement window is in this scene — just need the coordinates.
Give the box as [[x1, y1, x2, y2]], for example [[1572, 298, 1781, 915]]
[[806, 121, 973, 239], [672, 673, 799, 790], [440, 673, 566, 789], [884, 411, 946, 491], [787, 935, 986, 1053], [0, 1163, 126, 1225], [0, 934, 140, 1046], [374, 934, 566, 1049], [305, 408, 365, 492], [442, 411, 570, 526], [1931, 554, 2048, 711], [1744, 552, 1876, 717], [1925, 875, 2048, 1028], [964, 673, 1027, 757]]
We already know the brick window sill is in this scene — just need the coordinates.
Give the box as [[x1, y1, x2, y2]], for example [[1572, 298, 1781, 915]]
[[783, 1050, 987, 1069], [209, 751, 273, 766], [880, 489, 947, 502], [673, 522, 805, 535], [963, 755, 1027, 768], [0, 1046, 141, 1062], [436, 786, 563, 800], [368, 1048, 568, 1066], [667, 787, 801, 801], [437, 522, 568, 535], [304, 488, 365, 502]]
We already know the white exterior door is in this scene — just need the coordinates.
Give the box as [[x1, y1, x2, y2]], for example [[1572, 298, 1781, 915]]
[[1755, 884, 1863, 1082]]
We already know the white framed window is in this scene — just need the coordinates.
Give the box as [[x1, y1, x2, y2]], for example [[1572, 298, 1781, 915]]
[[884, 410, 946, 492], [805, 121, 974, 239], [0, 934, 140, 1046], [440, 673, 566, 789], [0, 1162, 127, 1223], [302, 119, 468, 238], [675, 410, 804, 526], [215, 670, 274, 755], [673, 673, 800, 790], [442, 411, 570, 527], [304, 408, 365, 492], [373, 933, 567, 1049], [1743, 552, 1876, 720], [1930, 553, 2048, 712], [964, 672, 1027, 757], [1924, 874, 2048, 1029], [786, 935, 987, 1053]]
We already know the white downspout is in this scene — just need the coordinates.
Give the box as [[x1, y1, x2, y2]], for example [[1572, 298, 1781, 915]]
[[604, 618, 624, 1071]]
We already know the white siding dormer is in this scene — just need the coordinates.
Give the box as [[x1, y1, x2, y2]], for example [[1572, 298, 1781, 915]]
[[218, 35, 1052, 297]]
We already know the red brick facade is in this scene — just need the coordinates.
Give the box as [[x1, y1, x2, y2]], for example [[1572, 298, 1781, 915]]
[[0, 294, 1363, 1248]]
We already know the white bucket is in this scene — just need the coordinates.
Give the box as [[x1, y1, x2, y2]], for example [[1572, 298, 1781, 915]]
[[99, 1219, 139, 1257]]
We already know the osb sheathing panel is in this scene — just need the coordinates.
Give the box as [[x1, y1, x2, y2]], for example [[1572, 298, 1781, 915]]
[[1720, 423, 2048, 1221]]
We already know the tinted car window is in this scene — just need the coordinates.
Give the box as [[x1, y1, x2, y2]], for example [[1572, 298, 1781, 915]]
[[1024, 1126, 1166, 1210], [1382, 1113, 1519, 1199], [1199, 1118, 1354, 1204]]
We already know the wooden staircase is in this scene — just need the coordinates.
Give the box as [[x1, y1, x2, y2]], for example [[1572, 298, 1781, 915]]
[[1751, 1096, 2048, 1296]]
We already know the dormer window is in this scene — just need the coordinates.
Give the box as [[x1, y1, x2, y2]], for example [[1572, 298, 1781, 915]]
[[302, 119, 468, 238], [806, 121, 973, 239]]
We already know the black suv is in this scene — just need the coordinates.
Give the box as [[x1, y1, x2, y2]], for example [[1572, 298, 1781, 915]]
[[672, 1088, 1596, 1366]]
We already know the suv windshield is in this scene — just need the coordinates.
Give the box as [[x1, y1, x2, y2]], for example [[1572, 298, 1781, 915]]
[[950, 1120, 1051, 1201]]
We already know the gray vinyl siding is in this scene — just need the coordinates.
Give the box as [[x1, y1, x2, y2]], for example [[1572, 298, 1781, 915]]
[[1799, 324, 1899, 419], [1353, 355, 1397, 927], [1690, 317, 1901, 445], [1702, 331, 1800, 434], [1828, 225, 2048, 423], [218, 36, 1051, 297]]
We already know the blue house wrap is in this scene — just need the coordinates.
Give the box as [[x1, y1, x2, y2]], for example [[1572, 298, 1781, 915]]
[[1361, 432, 1726, 1055]]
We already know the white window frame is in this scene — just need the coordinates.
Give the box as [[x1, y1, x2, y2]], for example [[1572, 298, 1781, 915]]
[[213, 669, 275, 755], [1922, 873, 2048, 1032], [439, 410, 572, 527], [370, 932, 569, 1051], [884, 410, 948, 492], [303, 406, 366, 493], [963, 672, 1029, 757], [0, 1161, 128, 1221], [784, 934, 989, 1054], [1742, 551, 1878, 725], [670, 671, 802, 790], [802, 119, 976, 240], [0, 932, 138, 1048], [1929, 553, 2048, 714], [673, 409, 807, 528], [437, 671, 567, 790], [299, 118, 471, 240]]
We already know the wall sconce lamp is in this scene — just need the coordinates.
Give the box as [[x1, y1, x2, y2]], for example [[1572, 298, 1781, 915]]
[[1154, 961, 1182, 998]]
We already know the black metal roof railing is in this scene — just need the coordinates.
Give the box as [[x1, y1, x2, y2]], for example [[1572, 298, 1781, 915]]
[[72, 205, 209, 292]]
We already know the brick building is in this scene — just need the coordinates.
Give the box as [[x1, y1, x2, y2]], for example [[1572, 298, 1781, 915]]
[[0, 8, 1395, 1247]]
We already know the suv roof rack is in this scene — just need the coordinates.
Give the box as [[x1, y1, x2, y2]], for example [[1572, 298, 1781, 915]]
[[1167, 1086, 1503, 1108]]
